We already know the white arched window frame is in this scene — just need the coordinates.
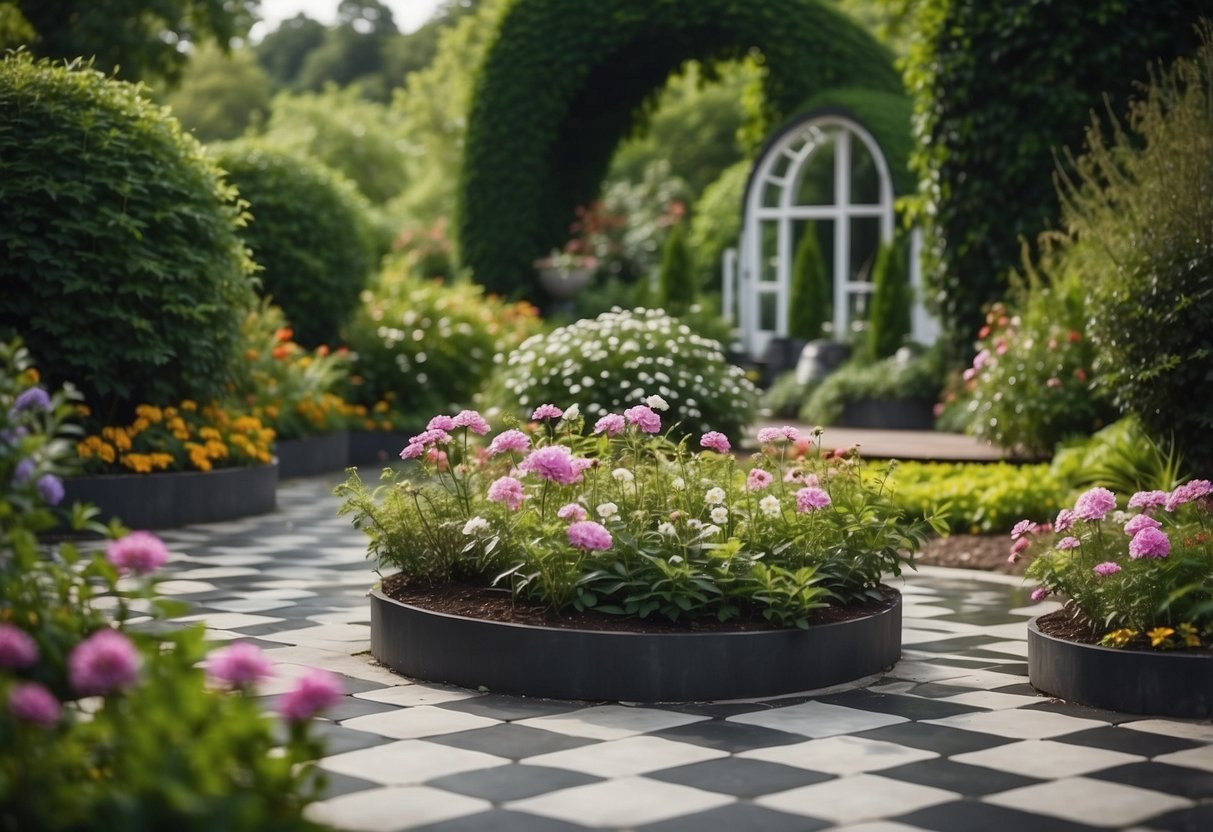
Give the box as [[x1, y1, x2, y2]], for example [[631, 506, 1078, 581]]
[[736, 114, 896, 359]]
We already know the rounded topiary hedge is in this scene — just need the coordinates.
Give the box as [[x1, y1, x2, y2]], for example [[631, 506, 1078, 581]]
[[0, 54, 255, 421], [214, 143, 375, 348], [459, 0, 901, 297]]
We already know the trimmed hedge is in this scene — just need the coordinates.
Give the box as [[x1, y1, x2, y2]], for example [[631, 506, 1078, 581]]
[[459, 0, 901, 297], [0, 54, 255, 421]]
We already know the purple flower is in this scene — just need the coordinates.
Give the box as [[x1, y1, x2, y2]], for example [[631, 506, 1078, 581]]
[[10, 387, 51, 415], [746, 469, 773, 491], [0, 623, 38, 669], [521, 446, 584, 485], [531, 403, 564, 421], [623, 405, 661, 434], [567, 520, 612, 551], [1128, 527, 1171, 559], [426, 415, 456, 431], [0, 426, 28, 446], [1074, 487, 1116, 522], [106, 531, 170, 576], [1093, 562, 1122, 577], [1055, 536, 1080, 550], [487, 476, 526, 510], [1123, 514, 1162, 537], [206, 642, 274, 690], [1010, 519, 1038, 540], [1165, 479, 1213, 512], [556, 503, 587, 521], [452, 409, 490, 435], [488, 429, 531, 456], [11, 458, 34, 485], [36, 474, 63, 506], [757, 425, 800, 444], [1128, 490, 1169, 510], [69, 629, 141, 696], [278, 669, 342, 722], [699, 432, 731, 453], [8, 682, 60, 727], [795, 487, 831, 512], [593, 414, 625, 436], [1054, 508, 1077, 533], [1030, 587, 1049, 602]]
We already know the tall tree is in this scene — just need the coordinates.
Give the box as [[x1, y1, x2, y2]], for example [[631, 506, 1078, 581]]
[[254, 12, 326, 89], [163, 44, 271, 142]]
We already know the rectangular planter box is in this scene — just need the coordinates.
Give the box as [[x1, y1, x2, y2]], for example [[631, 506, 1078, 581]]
[[347, 431, 412, 468], [276, 431, 350, 479]]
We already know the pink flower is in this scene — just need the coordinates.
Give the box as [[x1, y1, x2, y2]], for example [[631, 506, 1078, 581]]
[[1030, 587, 1049, 602], [567, 520, 612, 551], [795, 487, 831, 512], [1074, 487, 1116, 522], [757, 425, 800, 444], [746, 469, 773, 491], [593, 414, 625, 436], [488, 429, 531, 456], [1093, 562, 1122, 577], [1123, 514, 1162, 536], [69, 629, 141, 696], [1165, 479, 1213, 512], [1128, 490, 1169, 510], [206, 642, 274, 690], [1010, 520, 1038, 540], [487, 476, 526, 510], [1008, 537, 1030, 561], [8, 682, 60, 727], [700, 432, 731, 453], [521, 446, 584, 485], [401, 428, 453, 459], [105, 531, 169, 576], [453, 410, 490, 435], [399, 442, 425, 460], [624, 405, 661, 434], [1055, 536, 1080, 550], [1046, 377, 1062, 389], [427, 415, 456, 431], [972, 349, 992, 371], [962, 367, 977, 382], [1128, 527, 1171, 559], [556, 503, 587, 521], [278, 669, 342, 722], [531, 403, 564, 421], [1054, 508, 1077, 533], [0, 623, 38, 669]]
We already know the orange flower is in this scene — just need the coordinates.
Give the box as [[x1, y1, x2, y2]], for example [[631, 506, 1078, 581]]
[[275, 327, 293, 343], [272, 344, 292, 360]]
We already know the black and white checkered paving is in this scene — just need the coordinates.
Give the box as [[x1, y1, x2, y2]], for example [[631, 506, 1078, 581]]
[[148, 477, 1213, 832]]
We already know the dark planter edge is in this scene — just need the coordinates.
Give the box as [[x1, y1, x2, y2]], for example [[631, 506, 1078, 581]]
[[838, 398, 936, 431], [347, 431, 413, 468], [371, 589, 901, 702], [276, 431, 350, 479], [1028, 617, 1213, 718]]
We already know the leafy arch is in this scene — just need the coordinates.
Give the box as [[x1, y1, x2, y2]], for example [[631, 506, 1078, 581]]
[[459, 0, 901, 296]]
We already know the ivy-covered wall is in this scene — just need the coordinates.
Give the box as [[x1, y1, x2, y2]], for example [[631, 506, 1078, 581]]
[[459, 0, 901, 297], [905, 0, 1213, 353]]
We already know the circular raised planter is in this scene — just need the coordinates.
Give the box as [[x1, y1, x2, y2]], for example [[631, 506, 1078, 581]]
[[64, 463, 277, 529], [276, 431, 350, 479], [1028, 617, 1213, 718], [347, 431, 412, 468], [839, 398, 935, 430], [371, 589, 901, 701]]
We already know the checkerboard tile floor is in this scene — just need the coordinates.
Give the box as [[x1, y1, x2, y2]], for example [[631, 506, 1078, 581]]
[[148, 477, 1213, 832]]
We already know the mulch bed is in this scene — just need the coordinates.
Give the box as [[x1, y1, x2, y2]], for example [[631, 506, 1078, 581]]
[[911, 533, 1026, 576]]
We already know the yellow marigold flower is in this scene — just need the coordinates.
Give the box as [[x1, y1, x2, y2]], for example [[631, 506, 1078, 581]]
[[1177, 623, 1202, 648], [1147, 627, 1175, 648], [373, 400, 389, 414], [132, 417, 150, 433], [23, 368, 39, 383], [120, 454, 153, 473], [98, 442, 116, 464], [77, 441, 94, 460], [151, 453, 174, 470], [135, 404, 163, 423], [204, 440, 228, 459], [101, 426, 117, 441], [1099, 628, 1138, 648], [112, 429, 132, 452], [172, 430, 190, 441], [75, 404, 91, 417], [181, 400, 197, 412], [380, 420, 393, 432], [265, 404, 280, 420], [199, 427, 221, 441]]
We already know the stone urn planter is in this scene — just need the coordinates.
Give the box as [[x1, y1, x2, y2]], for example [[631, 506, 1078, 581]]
[[536, 265, 593, 300], [275, 431, 350, 479], [370, 589, 902, 701], [64, 462, 277, 530], [1028, 617, 1213, 718]]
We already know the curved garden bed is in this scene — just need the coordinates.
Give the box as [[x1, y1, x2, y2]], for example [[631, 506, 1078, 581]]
[[370, 588, 902, 701], [276, 431, 350, 479]]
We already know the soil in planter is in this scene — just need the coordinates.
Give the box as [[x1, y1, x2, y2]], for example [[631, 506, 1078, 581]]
[[381, 572, 898, 634], [1036, 608, 1213, 654]]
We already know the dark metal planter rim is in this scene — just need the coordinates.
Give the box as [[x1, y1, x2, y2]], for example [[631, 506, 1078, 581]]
[[275, 431, 350, 479], [371, 589, 901, 702]]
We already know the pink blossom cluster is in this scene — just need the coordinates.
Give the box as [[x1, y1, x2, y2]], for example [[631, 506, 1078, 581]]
[[795, 487, 831, 512], [1010, 520, 1038, 540], [1093, 561, 1121, 577], [1123, 514, 1161, 536], [0, 623, 38, 669], [746, 469, 773, 491], [487, 429, 531, 456], [699, 432, 731, 453], [593, 414, 625, 436], [531, 403, 564, 421], [8, 682, 60, 727], [1054, 508, 1076, 532], [1073, 487, 1116, 522], [278, 669, 342, 722], [1165, 479, 1213, 512], [399, 428, 452, 460], [1128, 490, 1169, 510], [757, 425, 800, 444], [623, 405, 661, 434], [1128, 527, 1171, 559], [567, 520, 612, 551], [557, 503, 587, 521], [487, 476, 526, 510], [68, 629, 141, 696], [520, 445, 591, 485], [207, 642, 274, 690], [105, 531, 170, 576]]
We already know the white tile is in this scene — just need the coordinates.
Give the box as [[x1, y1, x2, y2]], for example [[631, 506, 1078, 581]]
[[206, 597, 296, 613], [319, 739, 508, 784], [156, 579, 218, 595], [727, 701, 906, 738], [239, 587, 318, 600], [739, 735, 937, 774], [506, 776, 732, 827], [354, 684, 480, 707], [305, 786, 490, 832], [901, 604, 956, 618], [1122, 719, 1213, 743], [979, 640, 1030, 657], [922, 709, 1106, 739], [984, 776, 1191, 826], [954, 739, 1143, 778], [174, 612, 284, 630], [173, 566, 263, 579], [940, 691, 1043, 710], [257, 623, 371, 644], [516, 705, 706, 740], [756, 773, 958, 823], [341, 705, 500, 739], [883, 661, 972, 683], [524, 735, 727, 777], [926, 669, 1031, 690], [832, 824, 933, 832], [1154, 746, 1213, 773]]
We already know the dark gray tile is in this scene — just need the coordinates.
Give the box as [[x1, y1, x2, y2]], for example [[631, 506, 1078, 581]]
[[412, 810, 593, 832], [650, 719, 806, 753], [818, 689, 985, 721], [327, 696, 402, 722], [879, 757, 1046, 797], [425, 765, 602, 802], [308, 721, 396, 754], [634, 802, 829, 832], [899, 682, 975, 698], [856, 721, 1016, 756], [435, 693, 584, 721], [1022, 699, 1136, 725], [1141, 803, 1213, 832], [906, 635, 1008, 653], [316, 770, 380, 800], [1053, 726, 1205, 758], [425, 723, 599, 759], [646, 757, 833, 798], [895, 799, 1105, 832], [1085, 762, 1213, 799]]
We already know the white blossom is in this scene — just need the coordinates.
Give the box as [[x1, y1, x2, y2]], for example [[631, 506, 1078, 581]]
[[645, 394, 670, 411], [596, 502, 619, 520], [462, 517, 490, 536], [704, 487, 726, 506], [611, 468, 634, 483], [710, 506, 729, 525], [759, 496, 782, 518]]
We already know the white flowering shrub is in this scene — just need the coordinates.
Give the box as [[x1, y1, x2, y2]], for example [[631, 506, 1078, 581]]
[[486, 307, 757, 439]]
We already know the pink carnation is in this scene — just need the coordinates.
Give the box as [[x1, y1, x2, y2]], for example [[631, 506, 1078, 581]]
[[278, 669, 342, 722], [69, 629, 141, 696], [1128, 527, 1171, 559], [401, 428, 453, 459], [1074, 487, 1116, 522], [758, 425, 800, 444], [972, 349, 992, 371], [522, 446, 584, 485], [399, 442, 425, 460], [1128, 490, 1169, 510], [206, 642, 274, 690], [0, 623, 38, 669], [487, 476, 526, 510], [795, 487, 831, 512], [1010, 520, 1038, 540], [624, 405, 661, 434], [1030, 587, 1049, 602], [557, 503, 587, 521], [453, 410, 491, 435], [8, 682, 60, 727], [1054, 508, 1077, 533], [593, 414, 625, 436], [427, 415, 456, 431], [1008, 537, 1030, 562], [1093, 562, 1122, 577], [567, 520, 612, 551], [1055, 536, 1080, 550], [488, 429, 531, 456], [746, 468, 773, 491], [1123, 514, 1162, 536], [700, 432, 731, 453], [105, 531, 170, 576], [531, 403, 564, 421], [1165, 479, 1213, 512]]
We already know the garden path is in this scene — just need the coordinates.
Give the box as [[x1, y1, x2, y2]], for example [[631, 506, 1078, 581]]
[[153, 476, 1211, 832]]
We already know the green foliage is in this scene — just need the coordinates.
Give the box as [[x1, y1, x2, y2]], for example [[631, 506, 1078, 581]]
[[1050, 417, 1186, 497], [866, 235, 911, 360], [688, 159, 749, 292], [903, 0, 1211, 352], [1059, 31, 1213, 473], [214, 142, 375, 348], [460, 0, 901, 297], [254, 13, 328, 88], [163, 45, 271, 143], [599, 160, 692, 284], [0, 55, 256, 423], [0, 3, 33, 48], [294, 0, 400, 101], [13, 0, 258, 85], [789, 225, 831, 341], [657, 224, 696, 315], [487, 308, 758, 439], [762, 370, 819, 419], [801, 347, 943, 426]]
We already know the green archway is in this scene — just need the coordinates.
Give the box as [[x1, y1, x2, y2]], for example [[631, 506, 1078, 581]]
[[458, 0, 902, 297]]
